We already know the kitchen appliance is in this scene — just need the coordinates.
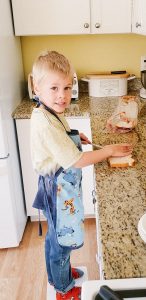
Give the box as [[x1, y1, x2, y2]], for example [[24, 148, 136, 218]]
[[0, 0, 27, 248], [81, 73, 135, 97], [28, 72, 79, 100], [140, 56, 146, 99], [71, 72, 79, 100], [82, 278, 146, 300]]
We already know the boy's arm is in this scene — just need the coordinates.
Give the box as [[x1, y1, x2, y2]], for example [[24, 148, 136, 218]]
[[73, 144, 133, 168]]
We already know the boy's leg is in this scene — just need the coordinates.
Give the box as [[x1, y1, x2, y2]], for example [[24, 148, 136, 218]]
[[45, 230, 54, 285], [49, 245, 75, 293], [45, 228, 76, 293], [45, 232, 84, 284], [43, 196, 82, 296], [53, 248, 81, 299]]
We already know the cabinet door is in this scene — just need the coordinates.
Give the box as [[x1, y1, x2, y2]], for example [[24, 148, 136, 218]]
[[132, 0, 146, 35], [66, 117, 95, 217], [91, 0, 132, 34], [11, 0, 90, 35]]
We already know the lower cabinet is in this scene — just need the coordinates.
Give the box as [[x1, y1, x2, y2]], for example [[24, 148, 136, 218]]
[[94, 186, 104, 279], [16, 117, 95, 220], [95, 204, 104, 279]]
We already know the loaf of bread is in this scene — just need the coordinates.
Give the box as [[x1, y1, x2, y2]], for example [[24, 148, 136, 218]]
[[108, 155, 135, 168], [106, 95, 138, 133]]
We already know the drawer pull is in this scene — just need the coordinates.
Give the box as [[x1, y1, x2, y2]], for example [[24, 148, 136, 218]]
[[95, 23, 100, 28], [84, 23, 89, 29]]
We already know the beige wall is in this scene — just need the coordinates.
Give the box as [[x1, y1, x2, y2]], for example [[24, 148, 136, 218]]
[[21, 34, 146, 80]]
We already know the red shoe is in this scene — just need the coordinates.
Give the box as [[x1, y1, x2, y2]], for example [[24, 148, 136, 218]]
[[72, 267, 84, 279], [56, 286, 81, 300]]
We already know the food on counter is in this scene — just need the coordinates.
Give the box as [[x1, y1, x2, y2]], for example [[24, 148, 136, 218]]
[[121, 95, 136, 102], [106, 95, 138, 133], [107, 112, 134, 133], [114, 112, 134, 129], [116, 120, 133, 129], [108, 154, 135, 168]]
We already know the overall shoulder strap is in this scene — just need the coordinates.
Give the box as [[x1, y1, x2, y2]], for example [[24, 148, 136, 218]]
[[37, 101, 69, 132]]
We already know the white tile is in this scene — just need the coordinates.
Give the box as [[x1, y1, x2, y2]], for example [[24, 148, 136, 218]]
[[75, 266, 88, 287]]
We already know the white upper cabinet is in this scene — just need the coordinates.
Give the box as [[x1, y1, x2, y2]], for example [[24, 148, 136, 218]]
[[132, 0, 146, 35], [91, 0, 132, 34], [11, 0, 132, 36], [11, 0, 91, 35]]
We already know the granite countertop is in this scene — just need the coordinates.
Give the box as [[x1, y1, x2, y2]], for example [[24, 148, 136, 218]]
[[12, 92, 146, 280], [90, 96, 146, 280], [12, 95, 90, 119]]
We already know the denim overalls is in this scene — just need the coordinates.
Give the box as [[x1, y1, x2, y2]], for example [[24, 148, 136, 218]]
[[32, 104, 84, 293]]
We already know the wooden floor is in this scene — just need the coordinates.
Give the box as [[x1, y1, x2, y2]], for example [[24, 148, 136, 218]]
[[0, 218, 99, 300]]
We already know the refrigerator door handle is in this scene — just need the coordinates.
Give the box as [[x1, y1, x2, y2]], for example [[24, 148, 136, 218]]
[[0, 153, 9, 159]]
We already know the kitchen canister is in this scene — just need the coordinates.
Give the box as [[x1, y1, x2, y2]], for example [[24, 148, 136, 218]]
[[81, 73, 135, 97]]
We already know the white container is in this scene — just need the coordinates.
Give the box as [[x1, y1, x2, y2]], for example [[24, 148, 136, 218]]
[[81, 73, 135, 97], [138, 213, 146, 243]]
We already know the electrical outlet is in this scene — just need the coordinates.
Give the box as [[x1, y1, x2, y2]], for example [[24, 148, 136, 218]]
[[141, 56, 146, 71]]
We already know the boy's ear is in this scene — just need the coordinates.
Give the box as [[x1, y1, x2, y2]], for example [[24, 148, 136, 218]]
[[33, 81, 40, 97]]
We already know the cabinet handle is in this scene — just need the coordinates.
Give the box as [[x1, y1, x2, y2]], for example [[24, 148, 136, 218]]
[[93, 198, 97, 205], [92, 189, 97, 205], [95, 23, 100, 28], [84, 23, 89, 29], [136, 22, 141, 28]]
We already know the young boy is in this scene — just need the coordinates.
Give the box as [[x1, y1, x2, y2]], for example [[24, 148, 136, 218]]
[[30, 50, 133, 300]]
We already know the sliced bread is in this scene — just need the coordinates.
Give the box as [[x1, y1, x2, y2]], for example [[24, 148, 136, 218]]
[[108, 155, 135, 168]]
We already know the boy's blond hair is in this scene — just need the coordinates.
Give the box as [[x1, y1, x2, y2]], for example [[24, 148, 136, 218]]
[[32, 50, 73, 85]]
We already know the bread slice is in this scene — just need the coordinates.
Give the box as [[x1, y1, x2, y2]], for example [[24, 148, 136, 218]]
[[116, 120, 133, 129], [108, 155, 135, 168]]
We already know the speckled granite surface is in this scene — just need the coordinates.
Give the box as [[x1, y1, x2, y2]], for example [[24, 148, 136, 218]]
[[89, 96, 146, 279], [12, 90, 146, 280]]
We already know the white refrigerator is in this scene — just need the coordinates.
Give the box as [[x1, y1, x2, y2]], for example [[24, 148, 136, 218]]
[[0, 0, 27, 248]]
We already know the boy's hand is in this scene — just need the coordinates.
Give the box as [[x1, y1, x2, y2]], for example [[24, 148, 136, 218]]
[[103, 143, 133, 157], [79, 132, 91, 145]]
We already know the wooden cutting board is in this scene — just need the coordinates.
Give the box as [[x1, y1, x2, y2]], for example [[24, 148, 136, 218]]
[[86, 72, 130, 79]]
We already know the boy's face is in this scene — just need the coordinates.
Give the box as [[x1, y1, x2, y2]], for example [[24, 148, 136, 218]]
[[34, 71, 73, 113]]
